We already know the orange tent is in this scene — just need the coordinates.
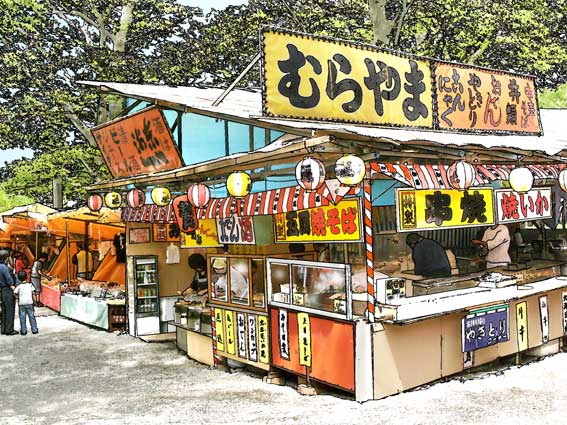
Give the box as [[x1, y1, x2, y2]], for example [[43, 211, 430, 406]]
[[92, 253, 125, 286]]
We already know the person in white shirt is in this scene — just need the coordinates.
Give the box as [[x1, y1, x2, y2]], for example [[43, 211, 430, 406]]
[[13, 271, 38, 335], [472, 224, 511, 268]]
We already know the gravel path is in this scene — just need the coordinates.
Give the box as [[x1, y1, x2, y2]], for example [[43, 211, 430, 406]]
[[1, 312, 566, 425]]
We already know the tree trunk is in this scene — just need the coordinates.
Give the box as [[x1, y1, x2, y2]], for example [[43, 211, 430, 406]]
[[368, 0, 395, 46]]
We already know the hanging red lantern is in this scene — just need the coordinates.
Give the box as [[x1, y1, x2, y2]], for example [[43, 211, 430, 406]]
[[447, 160, 476, 190], [87, 194, 103, 212], [187, 183, 211, 208], [126, 188, 146, 208], [295, 157, 325, 191]]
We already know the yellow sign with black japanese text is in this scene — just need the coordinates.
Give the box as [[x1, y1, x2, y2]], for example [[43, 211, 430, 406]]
[[274, 199, 361, 242], [297, 312, 312, 367], [516, 301, 529, 351], [258, 315, 270, 364], [180, 219, 222, 248], [263, 29, 433, 128], [214, 308, 225, 352], [396, 188, 494, 231], [225, 309, 236, 355]]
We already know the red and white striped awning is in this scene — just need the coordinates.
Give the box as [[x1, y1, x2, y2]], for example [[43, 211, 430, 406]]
[[197, 180, 358, 219], [369, 162, 566, 190]]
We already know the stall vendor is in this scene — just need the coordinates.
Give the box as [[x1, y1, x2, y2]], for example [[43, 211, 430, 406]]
[[405, 233, 451, 278], [472, 224, 511, 269], [178, 253, 208, 297]]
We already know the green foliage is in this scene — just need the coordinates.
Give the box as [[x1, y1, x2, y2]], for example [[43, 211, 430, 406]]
[[539, 83, 567, 108], [0, 190, 35, 213]]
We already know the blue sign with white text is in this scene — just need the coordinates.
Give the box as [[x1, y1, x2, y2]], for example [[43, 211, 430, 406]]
[[462, 305, 509, 352]]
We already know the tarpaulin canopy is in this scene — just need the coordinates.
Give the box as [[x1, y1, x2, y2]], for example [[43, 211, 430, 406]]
[[47, 207, 123, 241], [92, 253, 125, 286]]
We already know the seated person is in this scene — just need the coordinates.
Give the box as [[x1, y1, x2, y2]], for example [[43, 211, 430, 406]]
[[405, 233, 451, 278]]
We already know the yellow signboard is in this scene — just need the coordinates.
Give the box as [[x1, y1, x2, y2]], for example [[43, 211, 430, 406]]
[[180, 219, 222, 248], [225, 309, 236, 355], [263, 29, 433, 128], [258, 315, 270, 364], [297, 312, 312, 367], [214, 308, 225, 352], [516, 301, 529, 351], [396, 188, 494, 231], [274, 199, 361, 242]]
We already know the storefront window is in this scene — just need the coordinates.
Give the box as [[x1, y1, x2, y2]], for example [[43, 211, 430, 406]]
[[230, 257, 250, 306], [268, 258, 351, 318], [210, 256, 228, 302], [251, 259, 265, 308]]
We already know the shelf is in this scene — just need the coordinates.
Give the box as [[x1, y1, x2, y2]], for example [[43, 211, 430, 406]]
[[136, 270, 156, 273], [137, 283, 157, 287], [136, 311, 158, 317], [137, 296, 158, 299]]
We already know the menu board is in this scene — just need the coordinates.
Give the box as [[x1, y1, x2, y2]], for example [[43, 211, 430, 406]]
[[462, 304, 509, 352]]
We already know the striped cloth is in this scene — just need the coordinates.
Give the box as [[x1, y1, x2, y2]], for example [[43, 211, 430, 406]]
[[369, 162, 566, 190]]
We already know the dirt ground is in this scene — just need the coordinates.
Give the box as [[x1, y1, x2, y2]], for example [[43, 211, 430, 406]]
[[1, 311, 566, 425]]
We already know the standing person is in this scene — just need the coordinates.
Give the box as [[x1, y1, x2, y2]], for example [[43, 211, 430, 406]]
[[0, 249, 18, 335], [31, 253, 50, 307], [178, 253, 209, 297], [13, 271, 38, 335], [472, 224, 511, 268], [72, 245, 94, 280], [405, 233, 451, 278]]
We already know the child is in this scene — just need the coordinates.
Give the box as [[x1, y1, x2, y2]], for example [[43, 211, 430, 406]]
[[13, 271, 38, 335], [31, 253, 49, 307]]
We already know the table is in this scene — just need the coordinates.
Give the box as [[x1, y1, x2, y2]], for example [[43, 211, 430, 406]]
[[60, 294, 109, 330]]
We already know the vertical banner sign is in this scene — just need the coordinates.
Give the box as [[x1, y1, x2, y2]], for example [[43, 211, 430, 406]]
[[258, 315, 270, 364], [274, 199, 361, 243], [248, 315, 258, 362], [216, 215, 255, 244], [434, 63, 541, 134], [214, 308, 225, 352], [236, 312, 247, 359], [562, 292, 567, 336], [91, 106, 184, 178], [172, 195, 199, 233], [225, 310, 236, 355], [463, 350, 474, 369], [278, 309, 290, 360], [539, 296, 549, 344], [516, 301, 529, 351], [495, 188, 552, 223], [396, 188, 494, 231], [297, 312, 312, 367], [262, 28, 433, 129], [461, 304, 509, 352]]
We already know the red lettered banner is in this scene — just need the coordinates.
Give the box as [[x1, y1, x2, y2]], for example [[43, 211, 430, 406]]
[[172, 195, 198, 233], [495, 188, 552, 223], [274, 199, 361, 242]]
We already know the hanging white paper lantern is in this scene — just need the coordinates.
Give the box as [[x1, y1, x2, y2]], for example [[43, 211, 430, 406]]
[[187, 183, 211, 208], [447, 160, 476, 190], [509, 167, 534, 193], [335, 154, 365, 186], [558, 170, 567, 192], [226, 171, 251, 198], [295, 157, 325, 191], [151, 187, 171, 206], [104, 192, 122, 209], [87, 194, 103, 212], [126, 188, 146, 208]]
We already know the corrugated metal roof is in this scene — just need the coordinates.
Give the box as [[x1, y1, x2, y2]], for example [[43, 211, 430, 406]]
[[79, 81, 567, 156]]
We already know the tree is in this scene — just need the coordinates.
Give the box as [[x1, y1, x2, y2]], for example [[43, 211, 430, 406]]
[[0, 0, 203, 204]]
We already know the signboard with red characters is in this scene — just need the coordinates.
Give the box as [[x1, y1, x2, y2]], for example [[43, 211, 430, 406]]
[[495, 188, 552, 223], [274, 199, 361, 243]]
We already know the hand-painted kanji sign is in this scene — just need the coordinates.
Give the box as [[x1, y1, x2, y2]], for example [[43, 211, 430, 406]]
[[173, 195, 199, 233], [248, 315, 258, 362], [562, 292, 567, 336], [462, 304, 509, 352], [539, 296, 549, 344], [434, 63, 541, 134], [91, 106, 183, 178], [214, 308, 225, 352], [258, 315, 270, 364], [297, 312, 312, 367], [225, 309, 236, 355], [396, 188, 494, 231], [180, 219, 222, 248], [278, 309, 290, 360], [152, 223, 180, 242], [274, 199, 361, 242], [516, 301, 529, 351], [236, 312, 247, 359], [262, 28, 433, 129], [216, 215, 255, 245], [495, 188, 552, 223]]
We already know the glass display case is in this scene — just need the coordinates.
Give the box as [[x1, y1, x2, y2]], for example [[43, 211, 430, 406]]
[[267, 258, 353, 319], [127, 255, 160, 336], [209, 255, 266, 311]]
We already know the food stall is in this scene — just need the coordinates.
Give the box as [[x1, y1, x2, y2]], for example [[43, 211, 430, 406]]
[[45, 208, 127, 329], [80, 28, 567, 400]]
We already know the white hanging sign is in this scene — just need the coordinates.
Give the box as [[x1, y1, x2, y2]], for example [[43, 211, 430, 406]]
[[539, 295, 549, 344], [236, 312, 247, 359]]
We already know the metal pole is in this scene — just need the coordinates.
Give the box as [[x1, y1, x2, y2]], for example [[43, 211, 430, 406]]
[[212, 52, 262, 107], [65, 221, 71, 283]]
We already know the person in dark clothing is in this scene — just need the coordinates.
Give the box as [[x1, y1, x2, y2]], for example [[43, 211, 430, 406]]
[[406, 233, 451, 278], [0, 249, 18, 335]]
